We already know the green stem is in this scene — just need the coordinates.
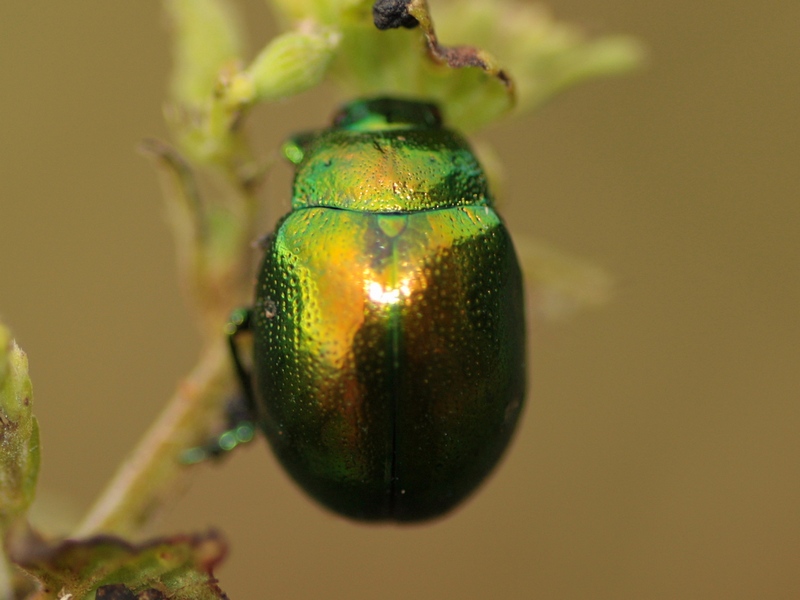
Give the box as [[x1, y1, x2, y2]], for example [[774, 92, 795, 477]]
[[76, 120, 263, 539], [74, 341, 233, 537]]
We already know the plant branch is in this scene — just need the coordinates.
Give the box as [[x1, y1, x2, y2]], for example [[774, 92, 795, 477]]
[[74, 341, 233, 538]]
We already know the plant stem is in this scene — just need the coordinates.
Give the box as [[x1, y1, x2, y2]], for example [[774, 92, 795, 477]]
[[74, 341, 233, 538]]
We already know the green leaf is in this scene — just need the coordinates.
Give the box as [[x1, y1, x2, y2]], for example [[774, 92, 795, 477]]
[[266, 0, 643, 131], [14, 531, 229, 600], [433, 0, 645, 118], [0, 323, 40, 534], [231, 23, 342, 104], [330, 0, 515, 131], [514, 235, 614, 320]]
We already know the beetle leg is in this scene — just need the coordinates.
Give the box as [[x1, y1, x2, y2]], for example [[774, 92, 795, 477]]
[[181, 308, 258, 464], [181, 394, 258, 464], [225, 307, 255, 410]]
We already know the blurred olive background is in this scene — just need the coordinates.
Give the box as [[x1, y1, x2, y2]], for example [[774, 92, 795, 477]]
[[2, 1, 799, 598]]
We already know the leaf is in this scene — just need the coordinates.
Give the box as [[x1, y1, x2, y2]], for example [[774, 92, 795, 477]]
[[331, 0, 514, 130], [433, 0, 645, 118], [235, 22, 342, 103], [0, 323, 40, 534], [514, 235, 613, 320], [267, 0, 643, 131], [13, 531, 229, 600]]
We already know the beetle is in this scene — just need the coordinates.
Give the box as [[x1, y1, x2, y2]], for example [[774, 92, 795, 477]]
[[228, 97, 526, 522]]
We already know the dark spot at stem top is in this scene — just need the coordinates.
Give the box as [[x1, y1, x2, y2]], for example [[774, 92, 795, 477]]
[[372, 0, 419, 30]]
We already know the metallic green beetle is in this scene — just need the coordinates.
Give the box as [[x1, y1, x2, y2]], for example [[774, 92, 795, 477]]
[[230, 97, 526, 522]]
